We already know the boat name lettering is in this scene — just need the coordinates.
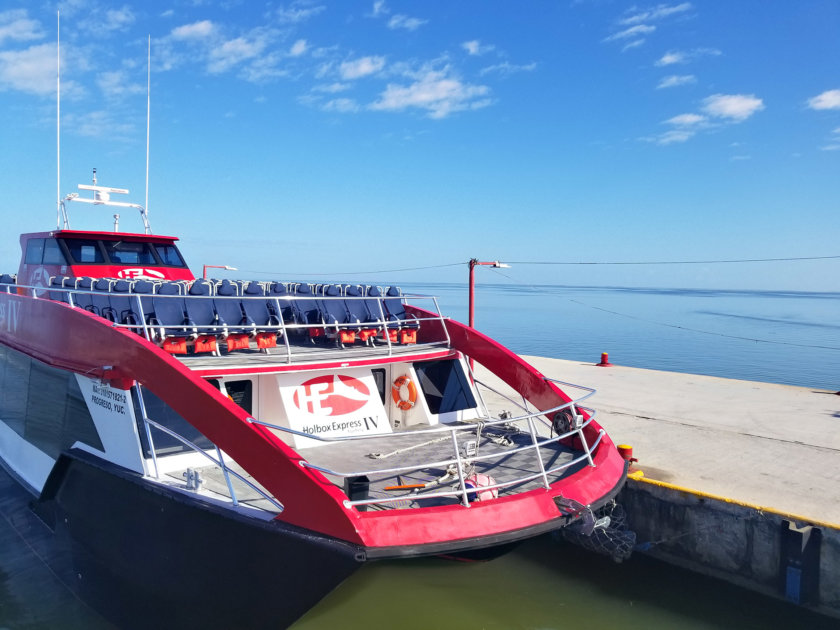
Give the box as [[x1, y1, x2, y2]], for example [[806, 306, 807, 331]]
[[301, 415, 380, 436]]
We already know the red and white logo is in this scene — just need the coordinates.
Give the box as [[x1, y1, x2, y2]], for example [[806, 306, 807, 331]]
[[292, 375, 370, 417], [117, 268, 165, 280]]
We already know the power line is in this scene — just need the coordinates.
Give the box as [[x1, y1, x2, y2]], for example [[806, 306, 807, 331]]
[[235, 261, 464, 277], [506, 255, 840, 266]]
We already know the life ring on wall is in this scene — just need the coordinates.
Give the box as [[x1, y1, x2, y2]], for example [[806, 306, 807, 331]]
[[392, 375, 417, 411]]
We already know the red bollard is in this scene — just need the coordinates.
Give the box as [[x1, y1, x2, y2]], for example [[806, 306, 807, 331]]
[[597, 352, 613, 367]]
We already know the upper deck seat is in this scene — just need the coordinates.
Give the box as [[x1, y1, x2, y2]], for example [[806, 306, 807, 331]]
[[92, 278, 115, 320], [268, 282, 296, 326], [131, 280, 156, 322], [345, 285, 381, 345], [49, 276, 68, 302], [0, 274, 16, 290], [293, 283, 327, 342], [242, 282, 281, 349], [73, 277, 95, 312], [320, 284, 356, 346], [214, 280, 253, 351], [384, 286, 419, 344], [184, 279, 221, 353], [109, 280, 142, 332], [152, 281, 191, 354]]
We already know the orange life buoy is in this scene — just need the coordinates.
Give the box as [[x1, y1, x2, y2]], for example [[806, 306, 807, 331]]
[[391, 375, 417, 411]]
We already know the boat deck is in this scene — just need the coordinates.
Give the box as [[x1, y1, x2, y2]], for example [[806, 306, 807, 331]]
[[172, 422, 586, 512]]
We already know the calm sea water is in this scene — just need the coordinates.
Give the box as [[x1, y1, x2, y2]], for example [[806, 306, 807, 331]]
[[405, 282, 840, 392], [2, 283, 838, 628]]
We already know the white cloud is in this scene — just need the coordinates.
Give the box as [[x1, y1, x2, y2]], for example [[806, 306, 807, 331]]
[[0, 43, 57, 96], [313, 82, 350, 93], [0, 9, 43, 45], [729, 154, 751, 161], [388, 14, 427, 31], [647, 129, 696, 145], [479, 61, 537, 76], [657, 74, 696, 89], [322, 97, 359, 113], [97, 70, 144, 99], [340, 55, 385, 80], [462, 40, 494, 56], [208, 35, 268, 74], [63, 110, 135, 140], [370, 67, 491, 119], [807, 89, 840, 111], [665, 113, 706, 126], [171, 20, 215, 40], [290, 39, 308, 57], [161, 9, 174, 18], [655, 47, 721, 66], [102, 6, 135, 32], [620, 3, 692, 25], [820, 144, 840, 151], [370, 1, 389, 17], [276, 4, 326, 24], [622, 39, 646, 52], [702, 93, 764, 121], [604, 24, 656, 42]]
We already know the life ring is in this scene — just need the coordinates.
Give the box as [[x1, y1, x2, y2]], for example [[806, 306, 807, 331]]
[[392, 375, 417, 411]]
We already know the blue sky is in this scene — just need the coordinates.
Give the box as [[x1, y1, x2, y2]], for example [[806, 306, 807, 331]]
[[1, 1, 838, 291]]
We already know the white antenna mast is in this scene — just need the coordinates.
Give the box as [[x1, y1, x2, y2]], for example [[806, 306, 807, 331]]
[[145, 34, 150, 217], [56, 10, 61, 229]]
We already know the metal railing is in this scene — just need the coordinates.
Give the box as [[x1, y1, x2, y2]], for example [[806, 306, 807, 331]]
[[133, 384, 284, 513], [15, 280, 452, 363], [248, 380, 603, 509]]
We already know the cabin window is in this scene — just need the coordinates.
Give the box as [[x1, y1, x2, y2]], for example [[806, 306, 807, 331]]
[[63, 239, 105, 264], [413, 360, 477, 415], [132, 387, 213, 457], [371, 369, 387, 404], [154, 244, 186, 267], [42, 239, 67, 265], [0, 346, 103, 459], [224, 380, 253, 414], [103, 241, 156, 265], [24, 239, 45, 264]]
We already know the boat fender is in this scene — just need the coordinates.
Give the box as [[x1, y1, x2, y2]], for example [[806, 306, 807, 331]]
[[463, 473, 498, 502], [392, 375, 417, 411]]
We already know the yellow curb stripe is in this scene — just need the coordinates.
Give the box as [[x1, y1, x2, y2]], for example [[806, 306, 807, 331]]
[[631, 475, 840, 532]]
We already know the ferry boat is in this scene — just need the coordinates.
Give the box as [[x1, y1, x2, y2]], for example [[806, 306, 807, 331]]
[[0, 173, 628, 628]]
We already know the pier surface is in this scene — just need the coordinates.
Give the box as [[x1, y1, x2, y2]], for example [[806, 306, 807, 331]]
[[477, 356, 840, 525]]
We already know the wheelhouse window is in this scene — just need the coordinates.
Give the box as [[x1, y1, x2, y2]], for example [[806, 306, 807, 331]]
[[63, 239, 105, 264], [24, 239, 45, 264], [42, 239, 67, 265], [103, 240, 156, 265], [413, 359, 477, 415], [154, 244, 186, 267]]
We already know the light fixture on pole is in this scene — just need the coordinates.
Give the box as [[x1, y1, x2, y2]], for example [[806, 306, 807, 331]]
[[468, 259, 510, 329], [202, 264, 237, 279]]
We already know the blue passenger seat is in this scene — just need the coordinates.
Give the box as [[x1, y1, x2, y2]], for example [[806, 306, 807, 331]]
[[214, 280, 253, 351]]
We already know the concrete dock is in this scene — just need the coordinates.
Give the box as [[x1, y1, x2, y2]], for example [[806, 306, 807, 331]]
[[513, 356, 840, 525], [476, 356, 840, 618]]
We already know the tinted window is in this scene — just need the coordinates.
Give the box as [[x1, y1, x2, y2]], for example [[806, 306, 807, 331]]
[[224, 380, 253, 414], [413, 360, 477, 415], [103, 240, 156, 265], [25, 239, 45, 264], [42, 239, 67, 265], [372, 369, 387, 404], [0, 346, 103, 459], [154, 244, 186, 267], [63, 239, 104, 263]]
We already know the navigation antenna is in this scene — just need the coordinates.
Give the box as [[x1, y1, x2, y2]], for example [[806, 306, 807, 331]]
[[56, 10, 60, 230], [56, 27, 153, 235]]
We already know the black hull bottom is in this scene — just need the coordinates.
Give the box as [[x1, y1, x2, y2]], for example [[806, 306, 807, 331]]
[[26, 450, 364, 629]]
